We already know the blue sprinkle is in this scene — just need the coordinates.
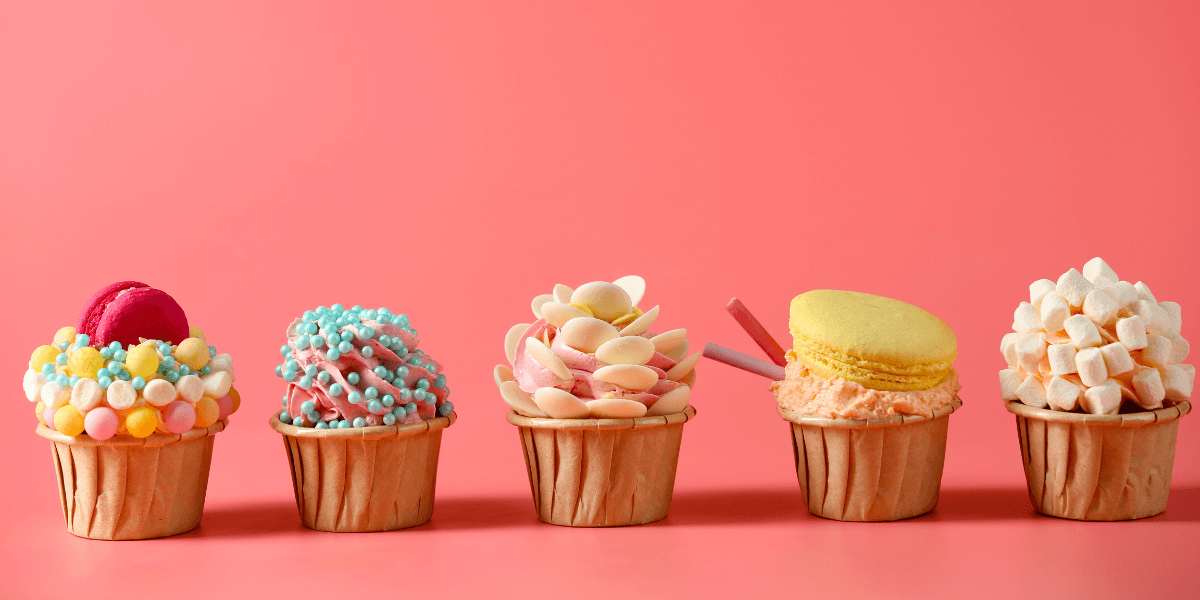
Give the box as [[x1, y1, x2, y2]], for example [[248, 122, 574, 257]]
[[317, 371, 331, 383], [294, 336, 310, 351], [383, 413, 396, 425], [301, 400, 315, 413], [280, 410, 291, 421], [352, 417, 366, 428], [438, 402, 454, 417], [365, 387, 378, 399], [178, 364, 191, 376], [166, 369, 180, 383], [315, 421, 329, 429], [347, 372, 360, 385], [275, 365, 283, 377], [98, 376, 112, 389], [417, 379, 430, 391], [131, 376, 146, 390], [292, 416, 305, 427], [326, 348, 341, 361], [304, 364, 318, 377], [299, 376, 313, 389], [337, 420, 352, 429], [361, 346, 373, 359], [367, 400, 382, 413], [55, 353, 68, 366], [280, 345, 292, 357], [348, 391, 362, 404], [382, 394, 395, 407], [199, 365, 211, 375], [41, 363, 56, 376], [434, 374, 447, 389], [329, 383, 343, 396], [338, 341, 352, 353]]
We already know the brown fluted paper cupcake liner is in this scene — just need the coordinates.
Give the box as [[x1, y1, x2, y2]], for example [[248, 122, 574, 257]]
[[1006, 399, 1190, 521], [37, 420, 226, 540], [781, 398, 961, 522], [269, 412, 455, 532], [506, 406, 696, 527]]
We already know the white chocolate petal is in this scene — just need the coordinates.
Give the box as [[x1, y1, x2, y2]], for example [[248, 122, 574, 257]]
[[586, 398, 648, 418], [647, 386, 690, 416], [594, 364, 658, 392], [665, 351, 702, 381], [531, 294, 553, 320], [620, 305, 659, 337], [493, 364, 514, 388], [552, 284, 573, 304], [559, 317, 619, 354], [540, 302, 592, 329], [525, 337, 572, 380], [533, 388, 590, 419], [612, 275, 647, 307], [595, 336, 656, 366], [504, 323, 531, 365], [570, 282, 633, 322], [650, 329, 688, 354], [500, 381, 546, 417]]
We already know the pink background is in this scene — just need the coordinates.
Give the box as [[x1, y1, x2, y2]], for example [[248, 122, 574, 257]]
[[2, 1, 1198, 598]]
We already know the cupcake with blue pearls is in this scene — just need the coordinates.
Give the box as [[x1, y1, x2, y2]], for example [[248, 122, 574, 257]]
[[269, 304, 456, 532]]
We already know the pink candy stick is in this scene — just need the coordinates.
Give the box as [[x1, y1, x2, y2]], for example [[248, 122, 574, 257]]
[[725, 298, 788, 366], [702, 342, 785, 380]]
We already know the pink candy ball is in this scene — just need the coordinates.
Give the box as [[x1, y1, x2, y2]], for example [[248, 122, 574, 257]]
[[43, 407, 57, 431], [215, 394, 234, 421], [163, 400, 197, 434], [83, 407, 119, 441]]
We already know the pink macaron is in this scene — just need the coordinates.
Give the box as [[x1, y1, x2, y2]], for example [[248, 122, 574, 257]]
[[76, 282, 190, 347]]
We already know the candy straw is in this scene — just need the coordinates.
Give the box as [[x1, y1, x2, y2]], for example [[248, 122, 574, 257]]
[[725, 298, 788, 366], [703, 343, 786, 380]]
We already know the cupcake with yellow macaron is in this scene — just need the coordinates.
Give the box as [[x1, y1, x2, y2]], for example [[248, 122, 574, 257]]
[[23, 281, 239, 539]]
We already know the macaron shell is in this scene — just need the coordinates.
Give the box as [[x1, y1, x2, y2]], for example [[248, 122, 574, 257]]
[[76, 281, 149, 340], [94, 287, 190, 347]]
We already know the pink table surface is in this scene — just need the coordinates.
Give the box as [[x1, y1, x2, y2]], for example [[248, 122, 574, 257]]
[[2, 1, 1198, 598]]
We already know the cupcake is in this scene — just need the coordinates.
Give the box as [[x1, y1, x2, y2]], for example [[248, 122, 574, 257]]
[[268, 304, 455, 532], [496, 276, 698, 527], [24, 281, 239, 539], [1000, 258, 1192, 520], [767, 290, 961, 521]]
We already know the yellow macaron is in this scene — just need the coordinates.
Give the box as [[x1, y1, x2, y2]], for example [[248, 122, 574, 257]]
[[789, 290, 956, 391]]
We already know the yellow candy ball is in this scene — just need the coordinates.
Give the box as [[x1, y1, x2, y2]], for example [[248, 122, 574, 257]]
[[68, 347, 105, 379], [30, 345, 59, 372], [54, 405, 86, 437], [189, 326, 206, 341], [125, 407, 158, 438], [125, 345, 160, 379], [35, 401, 46, 426], [53, 326, 77, 346], [227, 386, 241, 415], [174, 337, 210, 370], [194, 396, 220, 428]]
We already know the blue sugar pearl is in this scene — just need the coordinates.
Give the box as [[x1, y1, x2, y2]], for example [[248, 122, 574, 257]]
[[113, 349, 127, 362], [373, 366, 387, 377], [158, 343, 172, 356], [285, 358, 298, 370], [331, 303, 344, 313], [299, 376, 313, 389], [281, 397, 288, 407], [399, 388, 413, 402], [161, 356, 176, 369], [347, 372, 360, 385], [395, 343, 409, 357], [352, 417, 366, 428], [275, 365, 283, 377], [107, 360, 121, 373], [407, 357, 421, 366], [310, 335, 324, 348], [301, 400, 315, 413], [334, 317, 347, 328], [280, 345, 292, 357], [76, 334, 90, 346], [283, 369, 297, 382], [56, 341, 70, 351], [131, 376, 146, 390], [365, 387, 378, 399], [338, 341, 352, 353], [385, 369, 396, 381], [304, 364, 318, 377], [109, 341, 122, 350], [409, 328, 418, 337], [347, 391, 362, 404], [280, 410, 292, 422], [199, 365, 211, 375], [326, 348, 341, 361], [315, 421, 329, 429], [425, 363, 438, 374], [55, 353, 68, 366], [415, 349, 425, 356], [351, 305, 363, 312], [417, 378, 430, 391], [308, 411, 321, 423], [329, 383, 343, 396], [100, 347, 113, 359], [166, 369, 180, 383], [341, 329, 354, 341], [292, 416, 305, 427], [377, 335, 391, 347], [392, 406, 405, 418], [413, 388, 427, 403], [396, 366, 409, 380], [438, 402, 454, 417], [98, 376, 112, 389], [294, 336, 310, 350], [382, 394, 395, 407], [367, 400, 382, 413], [315, 306, 328, 316], [363, 310, 377, 320], [41, 363, 55, 376], [303, 322, 318, 335], [337, 420, 352, 429], [318, 371, 331, 383], [383, 413, 396, 426], [435, 374, 447, 389], [118, 369, 131, 381], [359, 327, 374, 340], [405, 402, 417, 415], [69, 375, 80, 387], [361, 346, 373, 358], [178, 364, 191, 376], [56, 373, 70, 386], [302, 310, 317, 322], [378, 307, 392, 317], [326, 332, 341, 346], [208, 345, 217, 358]]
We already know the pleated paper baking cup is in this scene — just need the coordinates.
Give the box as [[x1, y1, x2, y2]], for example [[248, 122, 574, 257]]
[[1006, 399, 1190, 521], [506, 405, 696, 527], [269, 412, 455, 532], [781, 397, 961, 522], [37, 420, 225, 540]]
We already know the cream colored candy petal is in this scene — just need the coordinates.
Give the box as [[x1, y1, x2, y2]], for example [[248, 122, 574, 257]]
[[586, 398, 647, 419], [647, 386, 690, 416], [612, 275, 646, 306], [531, 294, 553, 320], [540, 302, 592, 329], [570, 281, 633, 322], [650, 329, 688, 354], [525, 337, 572, 380], [494, 364, 515, 388], [681, 369, 697, 387], [504, 323, 531, 365], [553, 284, 573, 304], [286, 318, 302, 338], [533, 387, 590, 419], [594, 364, 658, 392], [559, 317, 619, 354], [665, 351, 702, 381], [500, 381, 546, 417], [620, 305, 659, 337], [664, 339, 690, 362], [595, 336, 656, 366]]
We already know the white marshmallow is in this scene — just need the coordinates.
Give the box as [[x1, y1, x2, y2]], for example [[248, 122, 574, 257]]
[[1142, 335, 1173, 369], [1166, 333, 1190, 363], [176, 375, 205, 403], [1130, 299, 1164, 335], [1046, 376, 1081, 411], [1082, 289, 1118, 326], [106, 379, 137, 410], [1056, 268, 1094, 308], [202, 371, 233, 398], [1099, 342, 1135, 376], [1132, 368, 1166, 409], [1158, 302, 1182, 336], [1134, 281, 1157, 303], [1083, 257, 1119, 285], [1013, 302, 1042, 334], [142, 378, 178, 407], [1082, 379, 1122, 415], [210, 354, 235, 380], [1063, 314, 1102, 349], [1016, 333, 1047, 373], [999, 369, 1024, 401], [1001, 332, 1020, 366], [1115, 316, 1148, 351], [1108, 281, 1139, 309], [1039, 293, 1070, 333], [1030, 279, 1058, 306], [1075, 348, 1108, 387], [1163, 364, 1194, 402], [23, 370, 46, 402], [1016, 375, 1049, 408], [40, 381, 70, 409], [1047, 343, 1078, 376], [70, 378, 103, 411]]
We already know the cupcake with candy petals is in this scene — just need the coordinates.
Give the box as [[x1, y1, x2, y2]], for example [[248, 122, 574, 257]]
[[24, 281, 239, 540], [269, 304, 455, 532]]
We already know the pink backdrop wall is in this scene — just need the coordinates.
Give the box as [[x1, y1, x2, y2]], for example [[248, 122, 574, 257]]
[[2, 1, 1198, 598]]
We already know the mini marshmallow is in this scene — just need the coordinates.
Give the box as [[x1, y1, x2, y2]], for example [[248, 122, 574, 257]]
[[1056, 268, 1094, 308], [1108, 281, 1139, 309], [23, 370, 46, 402], [70, 378, 103, 411], [1039, 293, 1070, 333], [1015, 333, 1047, 373], [142, 378, 178, 407], [1016, 375, 1049, 408], [1163, 364, 1194, 402], [1063, 314, 1102, 349], [210, 353, 234, 372], [1045, 376, 1081, 411], [1132, 368, 1166, 409], [1047, 343, 1078, 376], [999, 368, 1023, 401], [1013, 302, 1042, 334], [1030, 279, 1058, 306], [1083, 257, 1119, 285], [176, 375, 205, 403], [1116, 316, 1148, 351], [1001, 332, 1020, 366], [1134, 281, 1157, 304], [1167, 333, 1190, 364], [40, 381, 70, 409], [106, 379, 137, 410], [1142, 335, 1173, 369], [1082, 379, 1122, 415], [1130, 299, 1164, 335], [1082, 289, 1118, 326], [1099, 342, 1135, 376], [1075, 347, 1108, 387], [202, 371, 233, 398], [1159, 301, 1182, 336]]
